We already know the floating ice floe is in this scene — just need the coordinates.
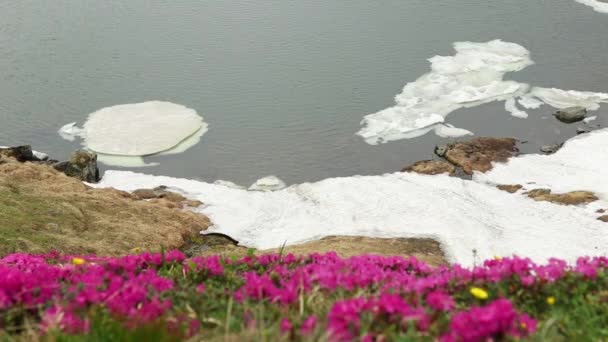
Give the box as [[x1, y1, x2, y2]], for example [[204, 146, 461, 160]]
[[504, 98, 528, 119], [358, 40, 608, 144], [574, 0, 608, 13], [58, 101, 208, 167], [583, 116, 598, 124], [357, 40, 533, 144], [95, 129, 608, 266], [528, 87, 608, 111]]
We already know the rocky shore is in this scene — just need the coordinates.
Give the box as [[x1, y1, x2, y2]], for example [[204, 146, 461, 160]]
[[2, 124, 606, 266], [0, 147, 448, 265]]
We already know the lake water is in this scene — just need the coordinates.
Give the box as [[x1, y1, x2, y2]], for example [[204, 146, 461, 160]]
[[1, 1, 607, 186]]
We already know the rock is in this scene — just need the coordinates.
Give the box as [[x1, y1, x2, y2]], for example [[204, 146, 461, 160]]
[[576, 127, 590, 135], [131, 189, 157, 200], [132, 186, 203, 208], [496, 184, 523, 193], [52, 150, 100, 183], [249, 175, 286, 191], [443, 137, 518, 174], [526, 189, 598, 205], [182, 233, 239, 257], [0, 145, 39, 162], [540, 143, 563, 154], [402, 160, 455, 175], [554, 106, 586, 123], [598, 215, 608, 223], [434, 144, 449, 157], [597, 209, 606, 214]]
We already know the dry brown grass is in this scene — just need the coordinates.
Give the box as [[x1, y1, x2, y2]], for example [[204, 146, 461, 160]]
[[0, 157, 210, 256]]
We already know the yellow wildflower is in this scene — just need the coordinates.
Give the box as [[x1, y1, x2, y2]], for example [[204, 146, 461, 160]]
[[546, 296, 556, 305], [494, 255, 502, 260], [71, 257, 86, 265], [470, 287, 489, 300]]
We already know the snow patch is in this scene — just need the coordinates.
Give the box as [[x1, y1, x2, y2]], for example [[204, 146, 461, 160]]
[[214, 180, 246, 190], [249, 175, 287, 192], [574, 0, 608, 13], [476, 129, 608, 199], [95, 129, 608, 266]]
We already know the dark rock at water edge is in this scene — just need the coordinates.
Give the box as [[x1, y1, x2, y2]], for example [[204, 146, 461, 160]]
[[540, 143, 563, 154], [52, 150, 100, 183], [182, 232, 239, 257], [554, 106, 586, 124], [443, 137, 519, 174], [402, 160, 455, 176], [434, 144, 449, 157], [0, 145, 46, 162]]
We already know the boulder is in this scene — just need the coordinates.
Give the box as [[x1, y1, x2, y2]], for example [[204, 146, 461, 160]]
[[598, 215, 608, 223], [540, 143, 563, 154], [132, 186, 203, 209], [52, 150, 100, 183], [444, 137, 518, 174], [526, 189, 598, 205], [402, 160, 455, 176], [554, 106, 586, 124], [576, 127, 591, 135], [496, 184, 523, 193], [434, 144, 449, 157], [0, 145, 40, 162]]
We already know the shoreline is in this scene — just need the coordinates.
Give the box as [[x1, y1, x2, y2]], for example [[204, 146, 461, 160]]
[[2, 129, 607, 266]]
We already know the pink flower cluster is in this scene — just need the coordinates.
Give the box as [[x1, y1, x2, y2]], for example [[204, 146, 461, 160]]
[[1, 249, 607, 340], [441, 298, 536, 341], [0, 251, 185, 334]]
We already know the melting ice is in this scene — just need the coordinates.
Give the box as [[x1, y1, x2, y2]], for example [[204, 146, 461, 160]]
[[358, 40, 608, 144]]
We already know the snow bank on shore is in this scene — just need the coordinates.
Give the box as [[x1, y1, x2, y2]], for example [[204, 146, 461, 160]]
[[574, 0, 608, 14], [95, 129, 608, 266], [476, 129, 608, 199]]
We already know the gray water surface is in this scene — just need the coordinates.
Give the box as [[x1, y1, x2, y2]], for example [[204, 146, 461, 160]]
[[1, 1, 607, 185]]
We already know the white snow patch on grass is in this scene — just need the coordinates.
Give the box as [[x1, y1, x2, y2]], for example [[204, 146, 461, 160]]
[[95, 129, 608, 266], [476, 129, 608, 199]]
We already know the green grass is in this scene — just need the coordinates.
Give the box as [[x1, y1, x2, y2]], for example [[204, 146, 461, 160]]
[[0, 189, 82, 255]]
